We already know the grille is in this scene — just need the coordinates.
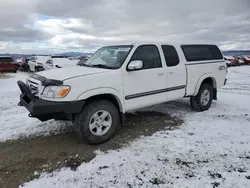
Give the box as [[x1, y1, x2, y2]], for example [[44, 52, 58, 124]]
[[27, 79, 39, 96]]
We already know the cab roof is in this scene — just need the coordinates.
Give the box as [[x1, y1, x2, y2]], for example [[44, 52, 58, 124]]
[[130, 42, 216, 46]]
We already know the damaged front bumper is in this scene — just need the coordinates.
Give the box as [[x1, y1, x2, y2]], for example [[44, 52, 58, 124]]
[[17, 80, 84, 122]]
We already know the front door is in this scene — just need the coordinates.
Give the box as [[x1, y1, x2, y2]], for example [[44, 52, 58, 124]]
[[122, 45, 167, 111]]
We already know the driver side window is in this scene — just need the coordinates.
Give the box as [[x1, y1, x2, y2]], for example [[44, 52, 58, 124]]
[[130, 45, 162, 69]]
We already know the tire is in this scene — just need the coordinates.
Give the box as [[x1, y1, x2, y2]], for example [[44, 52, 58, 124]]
[[190, 83, 213, 112], [75, 100, 120, 145]]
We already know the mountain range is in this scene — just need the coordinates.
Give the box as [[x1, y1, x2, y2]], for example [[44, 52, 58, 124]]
[[222, 50, 250, 56]]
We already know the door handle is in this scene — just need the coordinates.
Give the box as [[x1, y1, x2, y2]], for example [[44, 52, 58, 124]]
[[158, 73, 164, 76], [169, 72, 174, 75]]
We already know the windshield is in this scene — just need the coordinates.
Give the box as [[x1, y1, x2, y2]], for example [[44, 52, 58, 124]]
[[85, 45, 133, 69]]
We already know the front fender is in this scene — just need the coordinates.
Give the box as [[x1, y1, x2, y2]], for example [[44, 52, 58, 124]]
[[193, 74, 216, 96], [77, 87, 125, 113]]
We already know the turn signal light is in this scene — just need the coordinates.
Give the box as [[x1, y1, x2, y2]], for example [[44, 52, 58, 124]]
[[58, 88, 70, 97]]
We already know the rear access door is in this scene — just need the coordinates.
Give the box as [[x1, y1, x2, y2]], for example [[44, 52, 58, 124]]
[[160, 45, 186, 101]]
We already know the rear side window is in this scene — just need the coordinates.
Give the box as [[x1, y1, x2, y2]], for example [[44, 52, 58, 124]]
[[161, 45, 179, 67], [209, 45, 223, 60], [181, 45, 223, 62], [130, 45, 162, 69]]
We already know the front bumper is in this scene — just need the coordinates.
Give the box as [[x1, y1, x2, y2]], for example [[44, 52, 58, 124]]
[[17, 81, 85, 121]]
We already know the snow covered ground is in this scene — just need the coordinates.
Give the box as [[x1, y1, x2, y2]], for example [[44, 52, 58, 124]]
[[15, 66, 250, 188], [0, 72, 72, 142]]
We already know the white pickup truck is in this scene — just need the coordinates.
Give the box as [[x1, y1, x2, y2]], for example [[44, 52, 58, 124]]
[[17, 43, 227, 144]]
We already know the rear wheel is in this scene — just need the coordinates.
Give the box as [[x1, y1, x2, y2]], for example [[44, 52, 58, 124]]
[[75, 100, 120, 145], [190, 83, 213, 112]]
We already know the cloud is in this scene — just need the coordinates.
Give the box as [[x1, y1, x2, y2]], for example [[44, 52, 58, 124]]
[[0, 0, 250, 53], [0, 0, 38, 27], [0, 26, 51, 42]]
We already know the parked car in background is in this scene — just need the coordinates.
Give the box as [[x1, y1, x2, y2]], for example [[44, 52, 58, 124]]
[[27, 56, 47, 72], [238, 58, 245, 65], [44, 57, 79, 69], [11, 58, 21, 70], [53, 58, 79, 68], [224, 56, 239, 66], [224, 56, 232, 67], [15, 58, 23, 64], [234, 56, 245, 65], [20, 57, 30, 72], [79, 55, 90, 60], [77, 57, 89, 66], [44, 59, 54, 70], [0, 56, 17, 73], [242, 56, 250, 65]]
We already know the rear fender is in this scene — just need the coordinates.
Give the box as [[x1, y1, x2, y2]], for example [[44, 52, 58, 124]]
[[193, 74, 217, 96]]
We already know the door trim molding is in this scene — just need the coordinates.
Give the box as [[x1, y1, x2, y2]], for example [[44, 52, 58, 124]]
[[186, 60, 225, 65], [125, 85, 186, 100]]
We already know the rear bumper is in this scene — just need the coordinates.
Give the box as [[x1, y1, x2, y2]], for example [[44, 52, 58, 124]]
[[17, 81, 85, 121]]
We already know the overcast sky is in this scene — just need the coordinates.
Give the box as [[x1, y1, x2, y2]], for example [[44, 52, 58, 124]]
[[0, 0, 250, 53]]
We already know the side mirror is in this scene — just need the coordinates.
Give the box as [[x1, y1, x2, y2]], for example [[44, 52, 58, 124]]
[[127, 60, 143, 71]]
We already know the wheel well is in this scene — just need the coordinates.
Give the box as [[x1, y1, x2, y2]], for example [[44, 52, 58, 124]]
[[201, 77, 216, 88], [201, 77, 217, 100], [84, 94, 125, 126], [85, 94, 122, 112]]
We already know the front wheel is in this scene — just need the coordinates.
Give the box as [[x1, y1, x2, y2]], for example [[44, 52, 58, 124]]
[[75, 100, 120, 145], [190, 83, 213, 112]]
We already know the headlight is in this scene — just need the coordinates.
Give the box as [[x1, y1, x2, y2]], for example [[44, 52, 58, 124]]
[[42, 86, 70, 98]]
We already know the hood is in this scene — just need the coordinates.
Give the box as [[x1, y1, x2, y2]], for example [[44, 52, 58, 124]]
[[37, 66, 108, 80]]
